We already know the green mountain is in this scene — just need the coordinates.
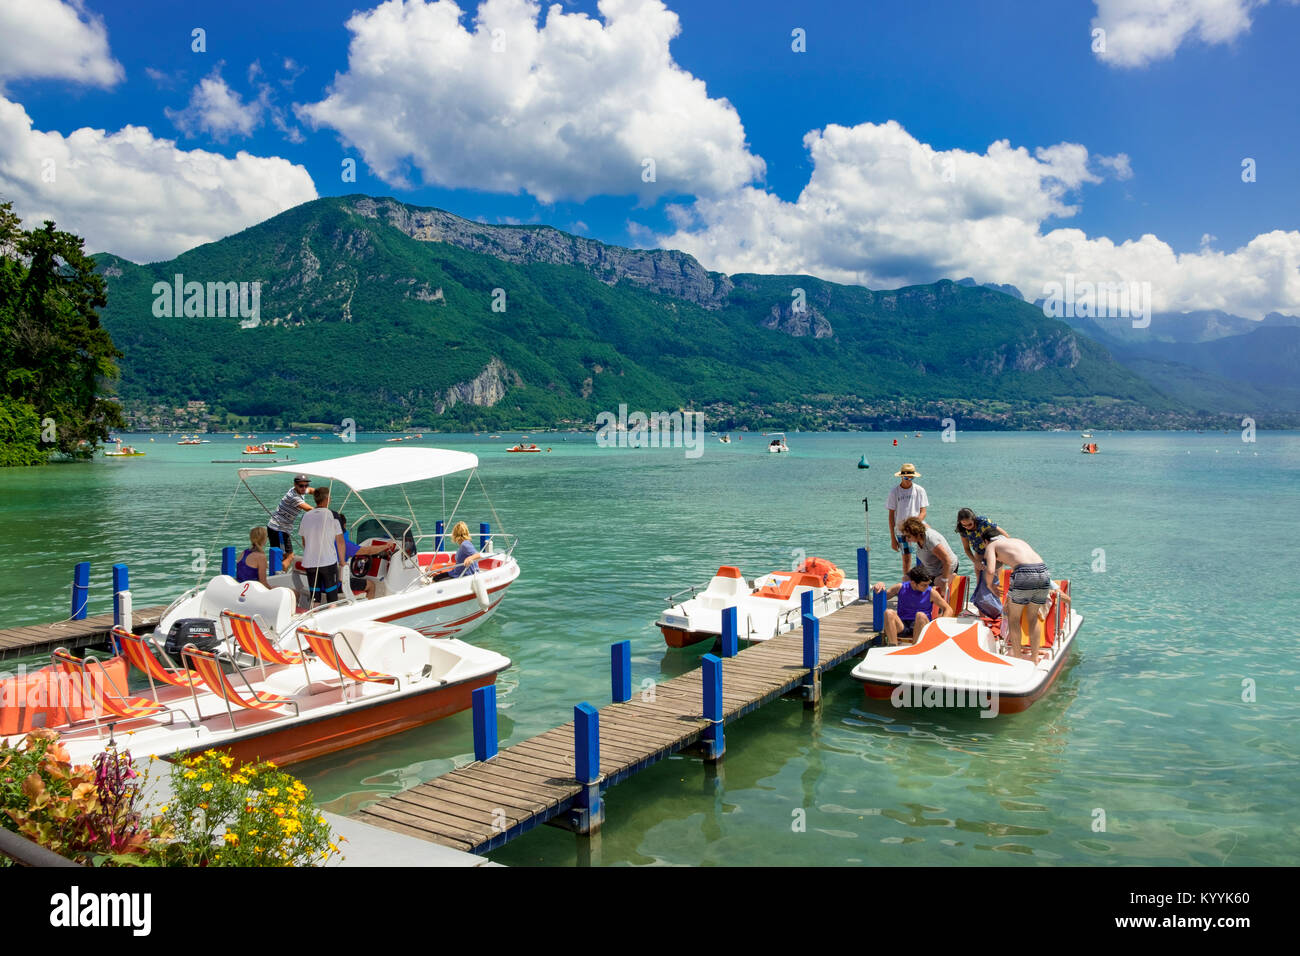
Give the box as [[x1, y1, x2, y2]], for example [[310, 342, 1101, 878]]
[[91, 195, 1246, 431]]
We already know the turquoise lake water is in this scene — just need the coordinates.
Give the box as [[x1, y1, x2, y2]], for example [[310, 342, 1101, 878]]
[[1, 429, 1297, 866]]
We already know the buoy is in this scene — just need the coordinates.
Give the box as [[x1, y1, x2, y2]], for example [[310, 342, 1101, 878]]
[[892, 439, 898, 446], [472, 573, 491, 609], [858, 455, 870, 469]]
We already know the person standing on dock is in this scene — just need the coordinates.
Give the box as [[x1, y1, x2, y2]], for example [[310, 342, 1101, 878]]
[[887, 464, 928, 575], [300, 486, 346, 606], [267, 474, 314, 571]]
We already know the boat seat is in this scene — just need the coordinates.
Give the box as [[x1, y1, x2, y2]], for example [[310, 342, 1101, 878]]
[[703, 566, 750, 600], [198, 575, 294, 636], [1013, 580, 1067, 648], [946, 575, 969, 616], [753, 572, 823, 600]]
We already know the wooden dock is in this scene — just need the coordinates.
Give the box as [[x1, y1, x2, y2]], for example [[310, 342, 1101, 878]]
[[0, 608, 166, 662], [353, 598, 881, 854]]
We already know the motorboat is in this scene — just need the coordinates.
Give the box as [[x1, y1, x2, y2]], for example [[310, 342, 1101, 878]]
[[263, 439, 299, 449], [850, 578, 1081, 715], [157, 447, 521, 647], [1, 620, 510, 767], [657, 560, 857, 648], [767, 432, 790, 453], [719, 434, 731, 444]]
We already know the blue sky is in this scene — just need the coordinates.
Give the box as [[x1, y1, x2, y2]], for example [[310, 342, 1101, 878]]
[[3, 0, 1299, 317]]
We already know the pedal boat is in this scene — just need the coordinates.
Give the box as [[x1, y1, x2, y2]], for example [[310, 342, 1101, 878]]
[[1, 618, 510, 767], [157, 447, 521, 648], [850, 579, 1081, 714], [657, 562, 857, 648]]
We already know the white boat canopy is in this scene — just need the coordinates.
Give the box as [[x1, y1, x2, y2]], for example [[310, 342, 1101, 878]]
[[239, 447, 479, 491]]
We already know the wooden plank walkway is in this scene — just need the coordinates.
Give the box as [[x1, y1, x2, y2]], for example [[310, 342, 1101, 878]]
[[0, 608, 166, 662], [354, 599, 880, 854]]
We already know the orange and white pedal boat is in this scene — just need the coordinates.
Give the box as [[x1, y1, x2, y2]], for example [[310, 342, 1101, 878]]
[[656, 559, 857, 648], [850, 578, 1081, 715], [0, 614, 510, 767]]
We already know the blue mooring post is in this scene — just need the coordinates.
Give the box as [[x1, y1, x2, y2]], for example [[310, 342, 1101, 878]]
[[858, 547, 869, 602], [611, 641, 631, 703], [268, 547, 283, 576], [720, 606, 738, 658], [472, 685, 498, 762], [802, 612, 821, 706], [435, 520, 445, 552], [480, 522, 490, 550], [71, 562, 90, 621], [112, 563, 128, 629], [801, 588, 814, 619], [221, 546, 237, 577], [702, 653, 725, 761], [572, 702, 604, 833], [873, 587, 887, 633]]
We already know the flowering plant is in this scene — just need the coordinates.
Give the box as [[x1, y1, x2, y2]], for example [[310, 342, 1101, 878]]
[[162, 750, 342, 867]]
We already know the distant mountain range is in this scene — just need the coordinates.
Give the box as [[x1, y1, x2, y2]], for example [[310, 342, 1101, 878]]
[[89, 196, 1295, 431]]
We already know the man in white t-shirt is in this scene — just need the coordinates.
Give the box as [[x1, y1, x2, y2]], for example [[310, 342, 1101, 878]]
[[886, 463, 929, 575], [300, 486, 346, 606]]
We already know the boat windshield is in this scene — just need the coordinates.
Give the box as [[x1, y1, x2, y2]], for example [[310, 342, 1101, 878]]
[[353, 515, 416, 554]]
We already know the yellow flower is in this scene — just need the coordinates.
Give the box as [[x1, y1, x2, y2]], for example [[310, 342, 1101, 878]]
[[183, 770, 197, 779], [265, 787, 279, 797], [232, 775, 248, 785], [265, 760, 277, 768], [317, 816, 327, 826], [247, 829, 258, 836], [201, 782, 213, 792], [223, 832, 239, 845], [160, 805, 169, 813], [219, 755, 234, 768]]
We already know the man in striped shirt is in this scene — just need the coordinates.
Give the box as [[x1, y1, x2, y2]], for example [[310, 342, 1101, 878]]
[[266, 475, 314, 571]]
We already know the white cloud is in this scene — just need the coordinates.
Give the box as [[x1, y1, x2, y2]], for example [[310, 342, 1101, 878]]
[[658, 120, 1300, 320], [0, 0, 123, 89], [1092, 0, 1269, 68], [0, 95, 317, 262], [298, 0, 764, 202], [1096, 152, 1133, 180], [166, 68, 262, 141]]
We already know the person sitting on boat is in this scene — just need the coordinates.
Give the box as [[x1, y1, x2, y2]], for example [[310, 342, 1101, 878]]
[[887, 464, 928, 575], [299, 486, 346, 606], [447, 521, 483, 578], [954, 508, 1008, 584], [332, 510, 397, 599], [871, 567, 952, 646], [235, 526, 271, 587], [982, 536, 1052, 664], [899, 516, 960, 599], [266, 474, 314, 572]]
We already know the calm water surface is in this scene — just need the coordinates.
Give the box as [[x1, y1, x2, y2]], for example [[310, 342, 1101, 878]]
[[2, 430, 1296, 866]]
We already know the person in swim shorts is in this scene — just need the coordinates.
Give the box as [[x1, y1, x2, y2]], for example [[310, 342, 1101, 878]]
[[983, 536, 1052, 664]]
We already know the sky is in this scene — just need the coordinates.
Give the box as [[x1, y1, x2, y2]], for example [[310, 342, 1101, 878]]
[[2, 0, 1299, 318]]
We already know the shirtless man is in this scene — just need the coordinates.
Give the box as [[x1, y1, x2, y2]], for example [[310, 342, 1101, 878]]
[[982, 537, 1052, 664]]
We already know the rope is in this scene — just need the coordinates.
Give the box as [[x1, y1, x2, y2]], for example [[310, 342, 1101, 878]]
[[201, 480, 246, 587]]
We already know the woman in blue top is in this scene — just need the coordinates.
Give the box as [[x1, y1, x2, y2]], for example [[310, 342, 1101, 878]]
[[955, 508, 1009, 583], [235, 527, 270, 587], [870, 567, 953, 646], [448, 521, 483, 578]]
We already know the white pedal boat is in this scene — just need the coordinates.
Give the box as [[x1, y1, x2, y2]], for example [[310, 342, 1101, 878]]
[[850, 580, 1081, 715], [3, 619, 511, 767], [657, 562, 857, 648]]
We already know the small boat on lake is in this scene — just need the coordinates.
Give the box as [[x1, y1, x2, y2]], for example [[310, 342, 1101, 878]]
[[104, 441, 145, 458], [507, 443, 542, 453], [263, 439, 299, 449], [1081, 442, 1099, 454], [850, 577, 1081, 715], [243, 444, 277, 455], [657, 560, 856, 648], [767, 432, 789, 453]]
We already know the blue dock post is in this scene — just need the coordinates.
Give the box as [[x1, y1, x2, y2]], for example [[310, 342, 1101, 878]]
[[611, 641, 631, 703], [479, 522, 490, 551], [701, 653, 725, 762], [268, 547, 284, 576], [111, 564, 129, 649], [221, 546, 237, 577], [572, 703, 604, 833], [873, 587, 887, 633], [858, 547, 869, 601], [435, 520, 445, 552], [801, 587, 814, 619], [71, 562, 90, 621], [802, 612, 821, 706], [472, 685, 498, 762], [720, 606, 738, 657]]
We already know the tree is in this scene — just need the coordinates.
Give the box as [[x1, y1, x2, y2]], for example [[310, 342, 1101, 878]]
[[0, 202, 125, 463]]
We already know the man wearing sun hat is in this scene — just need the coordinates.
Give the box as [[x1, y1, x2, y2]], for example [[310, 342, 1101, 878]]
[[886, 463, 928, 575]]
